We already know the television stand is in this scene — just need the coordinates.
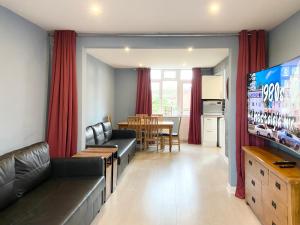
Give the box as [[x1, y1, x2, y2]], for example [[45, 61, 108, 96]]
[[242, 146, 300, 225]]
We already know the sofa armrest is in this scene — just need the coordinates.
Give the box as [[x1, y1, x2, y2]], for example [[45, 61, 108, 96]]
[[85, 144, 118, 149], [112, 129, 136, 139], [51, 158, 104, 178]]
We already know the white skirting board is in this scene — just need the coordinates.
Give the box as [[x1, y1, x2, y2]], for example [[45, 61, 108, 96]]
[[226, 183, 236, 194]]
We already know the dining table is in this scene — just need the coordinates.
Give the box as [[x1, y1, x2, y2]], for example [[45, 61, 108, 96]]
[[117, 121, 174, 152]]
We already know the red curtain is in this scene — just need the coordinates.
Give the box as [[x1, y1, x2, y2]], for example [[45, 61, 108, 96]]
[[235, 30, 266, 199], [47, 30, 78, 158], [135, 68, 152, 115], [188, 68, 202, 144]]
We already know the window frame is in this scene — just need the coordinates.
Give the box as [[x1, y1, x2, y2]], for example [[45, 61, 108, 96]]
[[151, 69, 192, 117]]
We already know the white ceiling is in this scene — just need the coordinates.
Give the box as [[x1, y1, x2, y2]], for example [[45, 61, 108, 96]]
[[0, 0, 299, 33], [86, 48, 229, 69]]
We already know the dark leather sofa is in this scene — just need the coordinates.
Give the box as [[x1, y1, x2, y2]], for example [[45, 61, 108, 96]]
[[86, 122, 136, 178], [0, 142, 105, 225]]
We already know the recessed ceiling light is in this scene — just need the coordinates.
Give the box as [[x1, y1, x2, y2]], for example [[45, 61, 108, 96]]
[[90, 4, 102, 16], [209, 2, 220, 15], [124, 47, 130, 52], [183, 62, 187, 66], [188, 47, 193, 52], [139, 63, 143, 67]]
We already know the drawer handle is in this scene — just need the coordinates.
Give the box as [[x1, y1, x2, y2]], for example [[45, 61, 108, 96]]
[[248, 160, 253, 166], [251, 180, 255, 186], [251, 196, 256, 203], [272, 200, 277, 209], [260, 169, 265, 176], [272, 222, 276, 225], [275, 182, 281, 190]]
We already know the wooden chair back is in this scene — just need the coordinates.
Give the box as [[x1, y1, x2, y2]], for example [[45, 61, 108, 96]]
[[136, 114, 148, 118], [151, 114, 163, 122], [128, 116, 142, 142], [144, 116, 159, 141]]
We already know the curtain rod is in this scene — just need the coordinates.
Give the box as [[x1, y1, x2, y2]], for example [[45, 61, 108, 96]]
[[48, 32, 239, 37]]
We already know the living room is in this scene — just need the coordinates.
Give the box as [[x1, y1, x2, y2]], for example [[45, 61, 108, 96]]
[[0, 1, 300, 225]]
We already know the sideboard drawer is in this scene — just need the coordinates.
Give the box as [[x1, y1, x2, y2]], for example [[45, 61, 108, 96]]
[[269, 172, 288, 204], [246, 174, 261, 196], [255, 161, 269, 185], [264, 203, 288, 225], [245, 154, 256, 176], [246, 190, 262, 219], [263, 187, 288, 220]]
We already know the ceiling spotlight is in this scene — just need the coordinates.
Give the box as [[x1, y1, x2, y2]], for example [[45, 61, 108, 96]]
[[90, 4, 101, 15], [188, 47, 193, 52], [183, 62, 187, 66], [209, 2, 220, 15], [124, 47, 130, 52], [139, 63, 143, 67]]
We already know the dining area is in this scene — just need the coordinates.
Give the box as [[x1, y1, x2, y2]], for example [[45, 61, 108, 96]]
[[117, 114, 182, 152]]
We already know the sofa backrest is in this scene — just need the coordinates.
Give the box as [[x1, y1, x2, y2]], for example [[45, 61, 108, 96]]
[[0, 153, 17, 210], [102, 122, 112, 142], [14, 142, 51, 197], [86, 126, 96, 146], [92, 123, 105, 145], [0, 142, 51, 210]]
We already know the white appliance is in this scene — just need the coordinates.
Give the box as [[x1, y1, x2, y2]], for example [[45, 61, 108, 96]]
[[203, 100, 224, 115], [202, 116, 218, 147]]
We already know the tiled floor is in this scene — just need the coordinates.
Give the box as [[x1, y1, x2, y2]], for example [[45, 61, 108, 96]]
[[91, 144, 261, 225]]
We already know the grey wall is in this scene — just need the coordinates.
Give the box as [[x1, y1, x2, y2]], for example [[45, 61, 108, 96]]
[[213, 57, 229, 75], [268, 11, 300, 159], [269, 11, 300, 66], [0, 6, 49, 155], [76, 35, 238, 187], [114, 69, 137, 127], [86, 54, 114, 126]]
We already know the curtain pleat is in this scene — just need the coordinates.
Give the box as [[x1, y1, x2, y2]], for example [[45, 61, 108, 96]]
[[135, 68, 152, 115], [235, 30, 266, 199], [47, 30, 78, 158], [188, 68, 202, 144]]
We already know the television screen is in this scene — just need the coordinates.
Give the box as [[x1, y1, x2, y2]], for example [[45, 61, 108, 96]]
[[248, 56, 300, 154]]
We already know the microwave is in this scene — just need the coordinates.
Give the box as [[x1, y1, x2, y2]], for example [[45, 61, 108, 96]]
[[203, 100, 224, 115]]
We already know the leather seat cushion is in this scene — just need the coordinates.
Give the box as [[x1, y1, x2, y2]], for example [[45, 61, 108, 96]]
[[159, 132, 178, 136], [102, 122, 112, 142], [92, 123, 105, 145], [14, 142, 51, 197], [0, 177, 105, 225], [0, 153, 17, 210], [104, 138, 136, 157]]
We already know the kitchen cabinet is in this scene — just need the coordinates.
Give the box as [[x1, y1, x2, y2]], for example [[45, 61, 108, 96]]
[[202, 75, 224, 99], [202, 116, 218, 147]]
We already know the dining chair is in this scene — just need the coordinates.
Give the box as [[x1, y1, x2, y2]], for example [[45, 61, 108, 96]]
[[151, 114, 163, 122], [143, 116, 160, 151], [136, 114, 148, 117], [128, 116, 143, 150], [160, 117, 182, 151]]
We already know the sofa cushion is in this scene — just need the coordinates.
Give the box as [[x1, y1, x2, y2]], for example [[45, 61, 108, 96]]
[[0, 153, 17, 210], [14, 142, 51, 197], [104, 138, 136, 158], [85, 126, 96, 146], [0, 177, 105, 225], [92, 123, 105, 145], [102, 122, 112, 142]]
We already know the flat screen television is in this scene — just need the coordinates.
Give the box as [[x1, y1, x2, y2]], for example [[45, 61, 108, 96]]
[[247, 56, 300, 155]]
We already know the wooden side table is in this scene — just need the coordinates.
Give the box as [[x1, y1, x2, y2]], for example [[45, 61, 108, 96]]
[[73, 151, 114, 201], [85, 147, 118, 192]]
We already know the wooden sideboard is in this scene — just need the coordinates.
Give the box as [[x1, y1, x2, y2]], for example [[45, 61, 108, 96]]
[[243, 146, 300, 225]]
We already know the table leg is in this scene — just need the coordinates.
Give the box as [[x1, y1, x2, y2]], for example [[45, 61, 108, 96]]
[[169, 126, 172, 152]]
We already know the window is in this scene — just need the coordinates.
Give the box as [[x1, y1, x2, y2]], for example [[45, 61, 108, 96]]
[[151, 69, 192, 116]]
